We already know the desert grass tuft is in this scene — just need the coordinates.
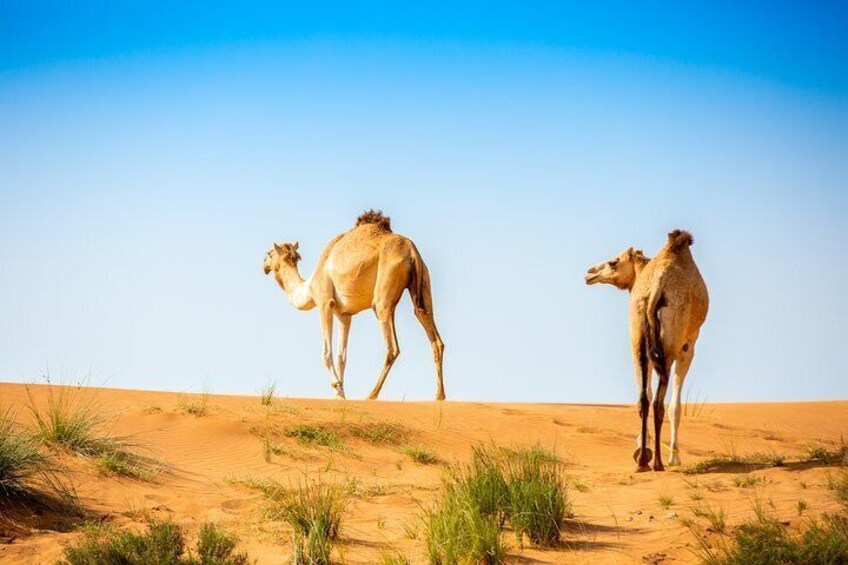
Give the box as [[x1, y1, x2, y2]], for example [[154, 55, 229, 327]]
[[348, 420, 412, 446], [26, 386, 161, 481], [732, 474, 764, 489], [659, 496, 674, 509], [423, 444, 570, 563], [691, 497, 848, 565], [423, 480, 505, 565], [56, 520, 249, 565], [804, 440, 848, 467], [285, 424, 343, 450], [0, 407, 47, 501], [270, 480, 347, 565], [259, 380, 277, 407], [401, 445, 440, 465]]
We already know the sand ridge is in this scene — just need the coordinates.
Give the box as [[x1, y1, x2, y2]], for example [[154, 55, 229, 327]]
[[0, 382, 845, 564]]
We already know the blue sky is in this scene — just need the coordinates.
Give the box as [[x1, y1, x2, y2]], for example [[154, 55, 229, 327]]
[[1, 2, 846, 402]]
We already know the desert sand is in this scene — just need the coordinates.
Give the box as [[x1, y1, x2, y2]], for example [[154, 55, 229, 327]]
[[1, 382, 845, 564]]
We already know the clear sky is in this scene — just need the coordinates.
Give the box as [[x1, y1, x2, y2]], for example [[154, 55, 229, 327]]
[[1, 2, 846, 403]]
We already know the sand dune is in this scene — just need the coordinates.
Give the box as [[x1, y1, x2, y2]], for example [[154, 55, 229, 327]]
[[1, 382, 845, 564]]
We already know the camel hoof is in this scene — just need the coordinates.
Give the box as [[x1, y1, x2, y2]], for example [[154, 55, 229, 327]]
[[668, 454, 682, 467], [635, 464, 652, 473], [435, 393, 446, 401], [653, 462, 665, 472], [367, 393, 379, 401], [633, 447, 653, 465]]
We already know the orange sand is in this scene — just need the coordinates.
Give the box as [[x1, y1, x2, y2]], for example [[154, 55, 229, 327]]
[[1, 382, 845, 564]]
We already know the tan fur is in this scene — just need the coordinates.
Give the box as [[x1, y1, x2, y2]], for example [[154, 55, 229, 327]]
[[264, 211, 445, 400], [355, 209, 392, 231], [586, 231, 708, 471]]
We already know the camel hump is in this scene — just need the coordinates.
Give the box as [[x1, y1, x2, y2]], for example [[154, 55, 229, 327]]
[[355, 209, 392, 232], [667, 229, 693, 252]]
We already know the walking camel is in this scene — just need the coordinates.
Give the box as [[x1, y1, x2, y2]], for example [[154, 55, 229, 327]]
[[585, 230, 708, 471], [263, 210, 445, 401]]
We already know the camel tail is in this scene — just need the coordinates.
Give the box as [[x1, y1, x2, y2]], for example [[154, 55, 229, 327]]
[[644, 292, 669, 381], [408, 246, 428, 315]]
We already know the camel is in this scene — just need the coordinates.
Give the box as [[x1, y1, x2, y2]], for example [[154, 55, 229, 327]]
[[263, 210, 445, 401], [585, 230, 708, 471]]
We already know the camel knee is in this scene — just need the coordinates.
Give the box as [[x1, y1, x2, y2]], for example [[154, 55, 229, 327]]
[[322, 349, 334, 369], [433, 339, 444, 361], [385, 346, 400, 364]]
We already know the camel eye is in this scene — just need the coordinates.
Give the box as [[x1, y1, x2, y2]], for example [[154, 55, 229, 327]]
[[609, 260, 619, 268]]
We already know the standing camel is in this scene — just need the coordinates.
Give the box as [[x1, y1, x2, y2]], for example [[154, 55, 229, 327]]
[[263, 210, 445, 401], [585, 230, 708, 471]]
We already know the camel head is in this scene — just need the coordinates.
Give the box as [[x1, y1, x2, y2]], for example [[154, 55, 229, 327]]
[[263, 241, 301, 275], [585, 247, 647, 290]]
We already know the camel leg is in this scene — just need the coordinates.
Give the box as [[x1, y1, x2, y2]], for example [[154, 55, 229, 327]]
[[368, 305, 400, 400], [635, 340, 653, 472], [415, 308, 445, 401], [319, 306, 344, 399], [668, 345, 695, 466], [335, 314, 352, 400], [413, 269, 445, 400], [634, 361, 653, 449], [652, 372, 670, 472]]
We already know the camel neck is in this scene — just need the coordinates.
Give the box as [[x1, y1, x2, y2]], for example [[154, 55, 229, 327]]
[[274, 264, 315, 311], [626, 261, 650, 293], [274, 264, 304, 294]]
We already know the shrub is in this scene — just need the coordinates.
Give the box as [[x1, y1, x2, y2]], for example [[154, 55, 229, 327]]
[[56, 520, 249, 565]]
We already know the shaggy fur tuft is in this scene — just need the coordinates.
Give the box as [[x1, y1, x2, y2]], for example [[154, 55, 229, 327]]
[[276, 243, 301, 265], [667, 229, 694, 252], [355, 209, 392, 232]]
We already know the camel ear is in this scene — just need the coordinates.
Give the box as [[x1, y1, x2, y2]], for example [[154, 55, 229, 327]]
[[635, 248, 644, 257], [627, 247, 635, 258], [293, 241, 299, 251], [274, 242, 285, 253]]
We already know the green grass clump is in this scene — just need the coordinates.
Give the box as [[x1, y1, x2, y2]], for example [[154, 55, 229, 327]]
[[56, 520, 249, 565], [26, 386, 160, 481], [0, 406, 80, 524], [694, 503, 848, 565], [348, 420, 411, 446], [732, 475, 764, 489], [423, 480, 505, 565], [659, 496, 674, 509], [402, 445, 440, 465], [285, 425, 343, 449], [259, 381, 277, 406], [804, 442, 848, 466], [423, 445, 570, 563], [829, 472, 848, 509], [272, 480, 347, 565], [0, 407, 47, 501], [505, 450, 568, 546]]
